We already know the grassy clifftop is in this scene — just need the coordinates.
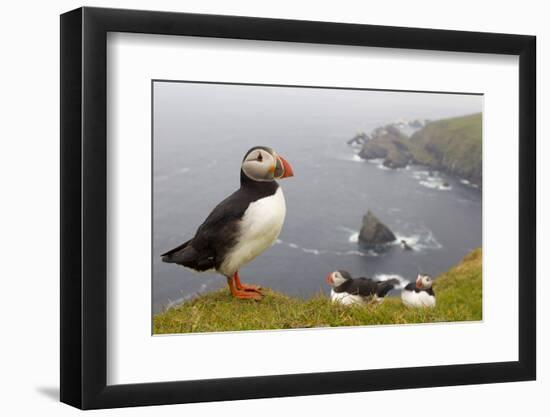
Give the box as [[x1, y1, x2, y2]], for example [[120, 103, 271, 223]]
[[410, 113, 482, 185], [154, 248, 482, 334]]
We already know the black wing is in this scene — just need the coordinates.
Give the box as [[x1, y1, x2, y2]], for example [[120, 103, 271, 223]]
[[347, 278, 398, 297], [161, 181, 278, 272], [346, 278, 378, 297], [161, 189, 249, 271]]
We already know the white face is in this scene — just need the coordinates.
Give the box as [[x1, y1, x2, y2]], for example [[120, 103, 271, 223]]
[[241, 148, 278, 182], [326, 271, 349, 288], [416, 274, 433, 290]]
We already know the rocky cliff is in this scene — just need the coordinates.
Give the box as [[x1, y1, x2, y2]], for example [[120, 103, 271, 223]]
[[355, 113, 482, 186]]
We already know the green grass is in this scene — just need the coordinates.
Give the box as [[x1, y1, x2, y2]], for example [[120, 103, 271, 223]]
[[153, 248, 482, 334], [409, 113, 482, 184]]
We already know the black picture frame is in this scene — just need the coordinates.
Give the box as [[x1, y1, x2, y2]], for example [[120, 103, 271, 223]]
[[60, 6, 536, 410]]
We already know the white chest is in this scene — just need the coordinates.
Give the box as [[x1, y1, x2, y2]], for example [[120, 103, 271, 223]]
[[219, 187, 286, 275], [331, 290, 384, 306], [331, 290, 365, 306], [401, 290, 436, 308]]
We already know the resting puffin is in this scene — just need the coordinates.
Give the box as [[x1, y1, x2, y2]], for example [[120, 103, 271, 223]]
[[401, 274, 436, 308], [326, 270, 399, 306], [161, 146, 294, 300]]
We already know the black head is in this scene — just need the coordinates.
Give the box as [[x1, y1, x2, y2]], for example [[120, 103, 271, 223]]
[[415, 274, 433, 290], [241, 146, 294, 184], [326, 270, 352, 288]]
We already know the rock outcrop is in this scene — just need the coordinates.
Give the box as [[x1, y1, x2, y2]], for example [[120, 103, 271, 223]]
[[353, 113, 483, 187], [358, 211, 397, 249], [357, 125, 412, 168], [347, 132, 369, 146]]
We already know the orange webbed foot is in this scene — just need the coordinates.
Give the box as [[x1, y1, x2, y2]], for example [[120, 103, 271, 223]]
[[233, 272, 263, 294], [227, 275, 263, 301], [232, 289, 263, 300]]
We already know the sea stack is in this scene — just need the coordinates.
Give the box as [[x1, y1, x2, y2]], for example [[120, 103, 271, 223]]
[[358, 210, 397, 249]]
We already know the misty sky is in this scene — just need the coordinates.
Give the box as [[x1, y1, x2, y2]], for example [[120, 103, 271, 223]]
[[154, 81, 482, 152]]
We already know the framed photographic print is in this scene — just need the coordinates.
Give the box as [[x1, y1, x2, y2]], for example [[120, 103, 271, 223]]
[[60, 6, 536, 409]]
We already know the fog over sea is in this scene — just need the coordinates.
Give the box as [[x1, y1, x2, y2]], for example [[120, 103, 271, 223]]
[[153, 82, 482, 313]]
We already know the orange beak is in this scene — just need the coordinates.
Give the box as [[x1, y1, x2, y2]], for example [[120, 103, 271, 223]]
[[416, 278, 422, 289], [326, 272, 333, 285], [277, 156, 294, 179]]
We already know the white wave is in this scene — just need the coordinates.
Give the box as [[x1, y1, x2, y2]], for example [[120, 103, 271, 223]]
[[276, 238, 375, 258], [341, 223, 442, 253], [345, 250, 378, 257], [369, 158, 411, 171], [459, 178, 480, 189], [395, 230, 442, 251], [419, 180, 452, 191], [413, 170, 453, 190], [412, 170, 431, 179], [278, 223, 441, 259], [394, 233, 421, 247], [302, 248, 321, 255], [365, 158, 400, 171], [335, 153, 364, 162]]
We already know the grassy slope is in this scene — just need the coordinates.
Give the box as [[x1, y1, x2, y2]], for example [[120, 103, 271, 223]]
[[154, 248, 482, 334], [409, 113, 482, 184]]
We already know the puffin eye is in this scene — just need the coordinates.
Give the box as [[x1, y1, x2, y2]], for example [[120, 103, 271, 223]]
[[257, 152, 263, 162]]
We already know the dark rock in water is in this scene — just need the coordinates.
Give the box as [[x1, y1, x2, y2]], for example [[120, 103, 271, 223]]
[[359, 211, 397, 249], [357, 125, 411, 169], [358, 142, 388, 159], [383, 157, 407, 169], [347, 132, 369, 146], [401, 240, 413, 251], [382, 144, 411, 168]]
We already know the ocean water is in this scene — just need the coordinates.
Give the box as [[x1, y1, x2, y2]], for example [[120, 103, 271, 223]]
[[152, 82, 482, 313]]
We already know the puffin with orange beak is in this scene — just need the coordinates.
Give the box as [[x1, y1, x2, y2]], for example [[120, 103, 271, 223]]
[[161, 146, 294, 300], [326, 270, 400, 306], [401, 274, 436, 308]]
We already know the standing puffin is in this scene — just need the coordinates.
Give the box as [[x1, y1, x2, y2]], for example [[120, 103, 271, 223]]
[[161, 146, 294, 300], [326, 270, 399, 306], [401, 274, 436, 308]]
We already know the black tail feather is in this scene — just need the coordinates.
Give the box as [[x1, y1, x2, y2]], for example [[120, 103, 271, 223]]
[[375, 278, 400, 297], [160, 239, 216, 271], [161, 239, 193, 264]]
